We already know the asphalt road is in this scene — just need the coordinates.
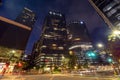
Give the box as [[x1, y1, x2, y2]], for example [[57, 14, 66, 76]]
[[0, 74, 119, 80]]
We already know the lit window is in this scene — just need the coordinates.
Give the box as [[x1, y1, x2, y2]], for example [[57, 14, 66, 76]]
[[51, 19, 60, 27], [44, 34, 47, 36], [41, 45, 47, 48], [80, 21, 83, 24], [68, 34, 72, 39], [53, 46, 57, 49], [52, 44, 57, 46], [54, 28, 58, 30], [58, 47, 64, 50], [61, 28, 66, 31], [103, 1, 117, 12], [74, 38, 81, 41], [59, 14, 62, 17], [41, 56, 45, 58], [49, 11, 52, 14], [107, 9, 117, 17], [44, 34, 52, 38]]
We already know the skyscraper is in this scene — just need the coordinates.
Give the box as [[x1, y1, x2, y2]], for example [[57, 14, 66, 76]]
[[67, 21, 93, 65], [15, 7, 36, 28], [0, 7, 36, 50], [34, 11, 68, 70], [68, 21, 91, 42], [89, 0, 120, 29], [89, 0, 120, 65]]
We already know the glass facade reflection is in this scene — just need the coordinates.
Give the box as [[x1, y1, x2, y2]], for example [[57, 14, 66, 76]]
[[89, 0, 120, 28], [33, 11, 68, 68]]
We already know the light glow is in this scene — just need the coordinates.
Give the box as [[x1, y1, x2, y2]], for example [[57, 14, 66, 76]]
[[69, 44, 92, 50], [97, 43, 104, 48]]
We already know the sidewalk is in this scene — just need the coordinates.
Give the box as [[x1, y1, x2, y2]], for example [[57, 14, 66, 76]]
[[0, 74, 24, 80]]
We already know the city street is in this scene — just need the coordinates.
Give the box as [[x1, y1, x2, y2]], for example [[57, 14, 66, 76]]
[[0, 0, 120, 80], [0, 74, 119, 80]]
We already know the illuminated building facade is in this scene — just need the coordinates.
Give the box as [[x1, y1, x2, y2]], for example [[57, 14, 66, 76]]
[[89, 0, 120, 29], [68, 21, 93, 65], [15, 7, 36, 28], [34, 11, 68, 69]]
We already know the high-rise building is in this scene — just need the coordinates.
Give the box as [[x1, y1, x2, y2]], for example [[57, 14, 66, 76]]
[[34, 11, 68, 69], [89, 0, 120, 29], [68, 21, 91, 42], [15, 7, 36, 28], [67, 21, 93, 65], [89, 0, 120, 65], [0, 7, 36, 50]]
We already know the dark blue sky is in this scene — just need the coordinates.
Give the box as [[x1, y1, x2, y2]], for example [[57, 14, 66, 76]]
[[0, 0, 109, 54]]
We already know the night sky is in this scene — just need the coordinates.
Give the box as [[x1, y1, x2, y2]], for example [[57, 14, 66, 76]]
[[0, 0, 109, 54]]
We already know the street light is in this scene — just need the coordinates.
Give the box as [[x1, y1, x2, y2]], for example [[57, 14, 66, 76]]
[[9, 50, 16, 60], [113, 30, 120, 35], [86, 50, 96, 58], [108, 30, 120, 41], [69, 50, 73, 55], [113, 30, 120, 39], [12, 50, 15, 53], [97, 43, 104, 48], [62, 56, 65, 59]]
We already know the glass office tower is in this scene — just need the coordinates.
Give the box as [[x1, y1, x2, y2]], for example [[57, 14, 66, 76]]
[[89, 0, 120, 28], [68, 21, 93, 65], [34, 11, 68, 70]]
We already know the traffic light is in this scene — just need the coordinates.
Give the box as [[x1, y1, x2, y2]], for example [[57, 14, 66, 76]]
[[18, 62, 23, 67], [107, 57, 113, 63], [86, 50, 96, 57], [4, 62, 10, 69]]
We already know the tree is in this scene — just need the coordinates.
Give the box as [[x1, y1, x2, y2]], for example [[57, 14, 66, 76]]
[[0, 46, 22, 63], [68, 51, 77, 70]]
